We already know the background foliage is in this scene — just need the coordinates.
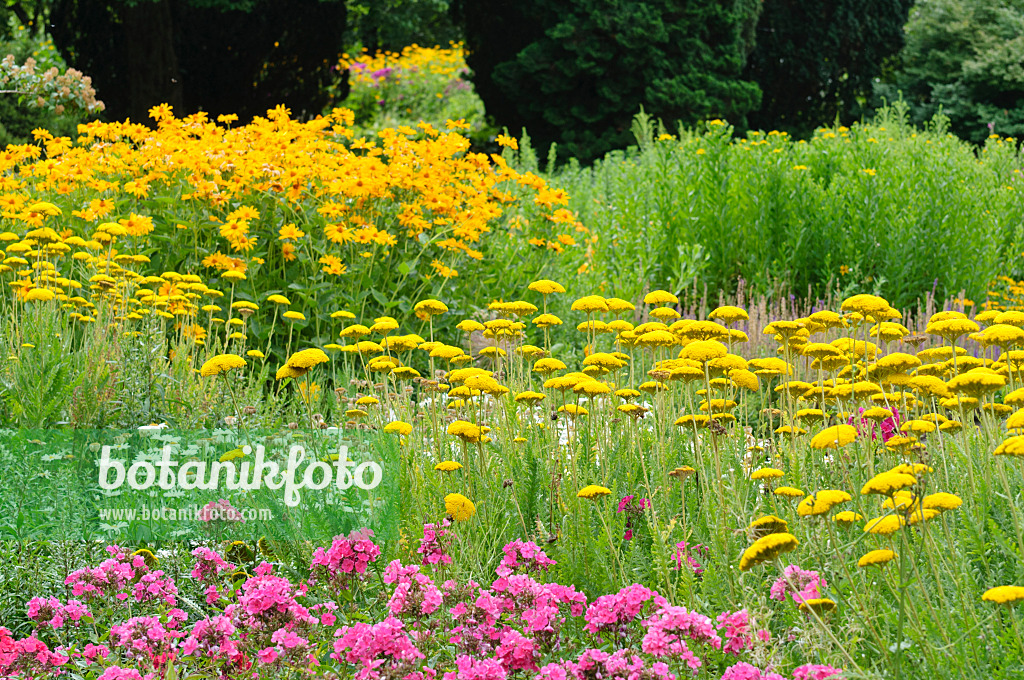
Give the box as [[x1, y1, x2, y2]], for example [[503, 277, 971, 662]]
[[876, 0, 1024, 144]]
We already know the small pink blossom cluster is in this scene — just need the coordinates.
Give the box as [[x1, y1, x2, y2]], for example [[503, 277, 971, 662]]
[[770, 566, 826, 606], [96, 666, 145, 680], [792, 664, 843, 680], [384, 560, 444, 617], [331, 617, 426, 680], [232, 562, 315, 632], [65, 545, 142, 600], [539, 648, 675, 680], [132, 569, 179, 606], [190, 546, 236, 582], [445, 654, 508, 680], [641, 606, 719, 672], [848, 407, 901, 442], [618, 496, 651, 540], [495, 540, 556, 578], [721, 662, 786, 680], [26, 596, 91, 629], [108, 611, 187, 669], [419, 519, 454, 566], [0, 627, 70, 678], [716, 610, 770, 656], [671, 542, 709, 578], [310, 528, 382, 589], [584, 583, 667, 637], [190, 546, 237, 605], [179, 615, 238, 662]]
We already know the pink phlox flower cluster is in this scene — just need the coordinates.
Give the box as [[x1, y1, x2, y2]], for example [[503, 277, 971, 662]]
[[97, 667, 146, 680], [495, 629, 539, 672], [444, 654, 506, 680], [311, 601, 339, 626], [0, 628, 70, 677], [132, 570, 178, 606], [419, 519, 454, 566], [792, 664, 843, 680], [573, 648, 675, 680], [384, 560, 444, 617], [770, 566, 826, 606], [671, 542, 708, 578], [720, 662, 786, 680], [493, 574, 586, 634], [235, 562, 315, 629], [716, 610, 770, 656], [495, 540, 556, 578], [65, 545, 142, 600], [448, 584, 503, 652], [310, 528, 382, 588], [190, 546, 236, 583], [109, 612, 186, 667], [584, 584, 667, 637], [26, 596, 91, 629], [641, 606, 720, 673], [179, 615, 238, 661], [332, 617, 425, 680]]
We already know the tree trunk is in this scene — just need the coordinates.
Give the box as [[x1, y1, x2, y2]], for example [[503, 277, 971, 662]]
[[122, 0, 183, 122]]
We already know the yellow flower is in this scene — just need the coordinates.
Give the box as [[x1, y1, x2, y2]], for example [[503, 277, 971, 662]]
[[267, 294, 290, 305], [982, 585, 1024, 605], [445, 493, 476, 521], [798, 598, 837, 614], [643, 290, 678, 305], [738, 532, 799, 571], [528, 279, 565, 295], [286, 348, 329, 369], [833, 510, 863, 526], [383, 421, 412, 436], [571, 295, 609, 313], [797, 490, 851, 516], [750, 467, 784, 481], [200, 353, 246, 377], [414, 299, 449, 317], [810, 424, 858, 449], [861, 472, 917, 497], [858, 549, 896, 568], [577, 484, 611, 499], [748, 514, 788, 537], [435, 461, 463, 472], [283, 311, 306, 322], [447, 420, 483, 443], [23, 287, 56, 302], [246, 349, 265, 358], [774, 486, 805, 499], [864, 515, 906, 535], [922, 492, 962, 512]]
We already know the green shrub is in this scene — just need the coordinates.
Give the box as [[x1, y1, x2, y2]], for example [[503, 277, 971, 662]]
[[544, 105, 1024, 309]]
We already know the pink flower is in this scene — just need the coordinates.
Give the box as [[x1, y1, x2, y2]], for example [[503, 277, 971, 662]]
[[720, 662, 786, 680], [584, 583, 667, 637], [495, 540, 556, 577], [792, 664, 843, 680], [310, 528, 383, 590], [770, 566, 826, 606]]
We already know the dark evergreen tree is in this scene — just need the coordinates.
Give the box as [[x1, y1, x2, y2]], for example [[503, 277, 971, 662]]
[[743, 0, 914, 136], [48, 0, 348, 123], [457, 0, 763, 163]]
